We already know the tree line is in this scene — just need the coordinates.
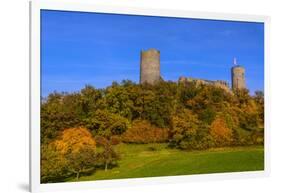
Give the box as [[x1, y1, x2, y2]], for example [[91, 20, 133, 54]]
[[41, 80, 264, 182]]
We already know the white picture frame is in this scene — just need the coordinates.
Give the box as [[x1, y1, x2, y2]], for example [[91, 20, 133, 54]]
[[30, 1, 270, 192]]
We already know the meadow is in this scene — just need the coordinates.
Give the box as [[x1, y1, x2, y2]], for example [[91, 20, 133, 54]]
[[67, 144, 264, 182]]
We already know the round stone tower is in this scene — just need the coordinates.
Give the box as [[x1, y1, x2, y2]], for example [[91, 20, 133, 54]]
[[231, 58, 246, 90], [140, 48, 160, 85]]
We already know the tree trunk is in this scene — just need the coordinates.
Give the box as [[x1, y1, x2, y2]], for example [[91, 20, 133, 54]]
[[76, 172, 80, 180], [105, 161, 108, 171]]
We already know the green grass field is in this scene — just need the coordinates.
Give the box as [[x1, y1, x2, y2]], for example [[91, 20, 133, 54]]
[[67, 143, 264, 182]]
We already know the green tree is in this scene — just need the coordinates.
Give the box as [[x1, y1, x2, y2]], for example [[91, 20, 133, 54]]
[[95, 136, 120, 171], [105, 84, 134, 119], [41, 93, 82, 143], [199, 107, 216, 124], [137, 82, 176, 128], [254, 90, 264, 126], [41, 143, 68, 183], [170, 109, 199, 149], [65, 147, 97, 180], [80, 85, 103, 116], [85, 109, 130, 137]]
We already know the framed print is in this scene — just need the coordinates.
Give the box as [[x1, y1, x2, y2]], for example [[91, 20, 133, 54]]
[[30, 1, 270, 192]]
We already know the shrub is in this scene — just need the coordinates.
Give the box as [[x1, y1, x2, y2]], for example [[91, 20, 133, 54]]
[[122, 120, 169, 143], [194, 135, 215, 150]]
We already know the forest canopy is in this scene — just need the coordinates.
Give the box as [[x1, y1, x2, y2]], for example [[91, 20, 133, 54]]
[[41, 80, 264, 182]]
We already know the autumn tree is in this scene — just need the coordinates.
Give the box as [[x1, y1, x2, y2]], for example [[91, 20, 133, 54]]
[[254, 90, 264, 127], [41, 128, 99, 182], [234, 88, 251, 107], [122, 119, 169, 143], [54, 127, 96, 154], [53, 128, 97, 179], [41, 79, 265, 158], [210, 116, 233, 146], [41, 92, 82, 143], [41, 143, 68, 183], [178, 81, 200, 109]]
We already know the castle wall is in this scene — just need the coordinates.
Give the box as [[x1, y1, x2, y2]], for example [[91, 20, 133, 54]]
[[231, 66, 246, 90], [140, 49, 160, 85], [179, 76, 231, 92], [139, 49, 246, 92]]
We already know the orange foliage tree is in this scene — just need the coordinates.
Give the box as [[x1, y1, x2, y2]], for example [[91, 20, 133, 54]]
[[210, 116, 233, 146], [53, 128, 97, 180], [54, 127, 96, 154], [122, 119, 169, 143]]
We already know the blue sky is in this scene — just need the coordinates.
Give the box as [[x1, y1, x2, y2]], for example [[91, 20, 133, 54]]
[[41, 10, 264, 96]]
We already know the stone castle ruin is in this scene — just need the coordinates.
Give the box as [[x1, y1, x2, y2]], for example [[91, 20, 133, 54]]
[[231, 58, 246, 90], [178, 77, 230, 92], [139, 48, 246, 91], [140, 49, 161, 85]]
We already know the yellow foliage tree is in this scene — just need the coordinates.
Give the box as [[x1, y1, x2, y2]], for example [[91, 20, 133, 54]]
[[41, 143, 68, 183], [210, 116, 233, 146], [51, 128, 97, 180], [54, 127, 96, 154]]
